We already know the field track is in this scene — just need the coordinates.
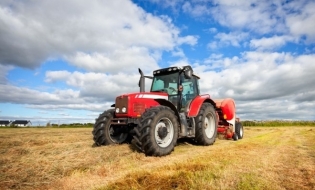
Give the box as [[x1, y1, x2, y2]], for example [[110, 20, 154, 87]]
[[0, 127, 314, 190]]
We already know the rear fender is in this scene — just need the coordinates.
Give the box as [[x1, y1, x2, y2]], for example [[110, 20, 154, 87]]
[[187, 95, 216, 117]]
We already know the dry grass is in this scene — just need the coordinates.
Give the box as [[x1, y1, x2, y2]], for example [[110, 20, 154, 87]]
[[0, 127, 314, 190]]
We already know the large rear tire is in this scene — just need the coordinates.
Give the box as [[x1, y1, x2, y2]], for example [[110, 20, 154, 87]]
[[195, 103, 218, 145], [138, 106, 179, 156], [235, 121, 244, 139], [92, 109, 128, 145]]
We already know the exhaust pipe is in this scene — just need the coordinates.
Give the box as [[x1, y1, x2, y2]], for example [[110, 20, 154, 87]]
[[138, 68, 153, 93], [138, 68, 145, 92]]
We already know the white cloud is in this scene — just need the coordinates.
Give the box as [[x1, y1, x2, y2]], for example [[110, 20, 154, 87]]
[[0, 84, 82, 105], [250, 35, 295, 50], [198, 52, 315, 102], [182, 2, 209, 17], [207, 42, 218, 50], [177, 35, 198, 46], [0, 65, 13, 84], [210, 0, 286, 34], [203, 54, 238, 70], [194, 52, 315, 120], [182, 0, 315, 45], [212, 32, 249, 48], [2, 51, 315, 121], [171, 48, 186, 58], [45, 71, 146, 101], [208, 28, 217, 33], [45, 70, 71, 83], [65, 48, 159, 74], [236, 98, 315, 120], [0, 0, 195, 70], [285, 1, 315, 42]]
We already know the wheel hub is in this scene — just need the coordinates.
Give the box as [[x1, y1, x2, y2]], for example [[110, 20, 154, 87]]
[[204, 113, 215, 138], [154, 117, 174, 148], [158, 127, 168, 139]]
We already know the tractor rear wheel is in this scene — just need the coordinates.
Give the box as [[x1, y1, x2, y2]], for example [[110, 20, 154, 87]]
[[138, 106, 179, 156], [195, 103, 217, 145], [235, 121, 244, 139], [92, 109, 128, 145]]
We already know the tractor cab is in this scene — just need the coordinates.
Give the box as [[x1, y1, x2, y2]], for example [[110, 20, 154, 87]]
[[150, 66, 200, 112]]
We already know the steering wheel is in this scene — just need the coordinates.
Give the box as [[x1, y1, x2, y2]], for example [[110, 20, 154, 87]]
[[167, 87, 176, 93]]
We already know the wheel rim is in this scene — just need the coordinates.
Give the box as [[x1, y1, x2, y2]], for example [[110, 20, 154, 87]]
[[155, 117, 174, 148], [239, 125, 243, 137], [108, 125, 127, 143], [204, 113, 216, 138]]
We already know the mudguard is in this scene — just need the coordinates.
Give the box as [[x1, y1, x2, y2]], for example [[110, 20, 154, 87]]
[[187, 95, 215, 117]]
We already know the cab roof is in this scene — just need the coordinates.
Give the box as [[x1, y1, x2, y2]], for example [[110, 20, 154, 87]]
[[153, 65, 200, 79]]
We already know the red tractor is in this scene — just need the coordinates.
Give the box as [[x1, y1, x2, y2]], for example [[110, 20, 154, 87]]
[[92, 65, 243, 156]]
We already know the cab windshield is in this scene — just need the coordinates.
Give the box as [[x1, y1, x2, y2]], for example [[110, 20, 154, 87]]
[[151, 71, 199, 110], [151, 72, 178, 95]]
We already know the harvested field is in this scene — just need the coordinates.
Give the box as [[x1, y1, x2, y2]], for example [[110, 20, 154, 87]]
[[0, 127, 314, 190]]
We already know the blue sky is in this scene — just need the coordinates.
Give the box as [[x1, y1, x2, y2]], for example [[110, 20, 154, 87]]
[[1, 0, 315, 125]]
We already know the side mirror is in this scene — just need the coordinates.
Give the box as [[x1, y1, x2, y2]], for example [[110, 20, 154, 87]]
[[184, 69, 192, 79]]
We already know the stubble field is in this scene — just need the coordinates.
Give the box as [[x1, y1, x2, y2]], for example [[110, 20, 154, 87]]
[[0, 127, 314, 190]]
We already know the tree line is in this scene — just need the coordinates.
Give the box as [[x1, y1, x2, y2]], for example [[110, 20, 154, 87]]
[[241, 120, 315, 127]]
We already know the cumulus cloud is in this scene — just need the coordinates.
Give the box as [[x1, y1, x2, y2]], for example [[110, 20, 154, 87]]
[[192, 52, 315, 120], [45, 71, 146, 101], [0, 0, 197, 70], [210, 0, 285, 34], [0, 84, 81, 105], [236, 98, 315, 120], [181, 0, 315, 45], [285, 1, 315, 42], [180, 0, 285, 34], [65, 49, 159, 74], [208, 32, 249, 49], [198, 52, 315, 102], [250, 35, 295, 51]]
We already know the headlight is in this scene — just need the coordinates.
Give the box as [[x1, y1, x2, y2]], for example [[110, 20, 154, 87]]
[[122, 107, 126, 113], [115, 108, 120, 113]]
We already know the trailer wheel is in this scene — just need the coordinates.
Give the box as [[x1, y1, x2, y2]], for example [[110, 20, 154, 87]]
[[92, 109, 128, 145], [195, 103, 217, 145], [139, 106, 178, 156], [235, 121, 244, 139], [232, 133, 238, 141]]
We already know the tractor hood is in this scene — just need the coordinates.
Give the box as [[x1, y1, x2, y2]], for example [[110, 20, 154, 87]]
[[117, 92, 168, 100], [114, 92, 168, 117]]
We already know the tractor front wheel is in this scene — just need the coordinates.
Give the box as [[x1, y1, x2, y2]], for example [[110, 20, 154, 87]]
[[92, 109, 128, 145], [195, 103, 218, 145], [138, 106, 179, 156]]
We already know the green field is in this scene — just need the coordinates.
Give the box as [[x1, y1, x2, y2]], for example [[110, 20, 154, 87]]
[[0, 127, 314, 190]]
